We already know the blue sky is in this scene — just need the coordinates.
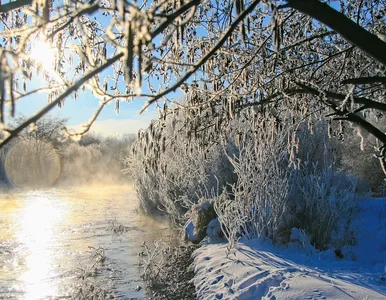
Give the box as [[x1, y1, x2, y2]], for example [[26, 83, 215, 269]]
[[15, 85, 158, 136], [1, 0, 161, 137], [2, 0, 192, 137]]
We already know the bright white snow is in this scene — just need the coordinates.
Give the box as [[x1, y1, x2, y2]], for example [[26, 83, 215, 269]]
[[193, 197, 386, 299]]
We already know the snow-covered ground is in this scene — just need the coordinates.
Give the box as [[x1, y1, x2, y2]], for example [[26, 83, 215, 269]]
[[192, 197, 386, 299]]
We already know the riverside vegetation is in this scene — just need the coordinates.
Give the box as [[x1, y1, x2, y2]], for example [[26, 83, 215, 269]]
[[124, 110, 385, 296], [0, 0, 385, 297]]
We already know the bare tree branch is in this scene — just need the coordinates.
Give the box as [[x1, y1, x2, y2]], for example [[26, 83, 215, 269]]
[[285, 85, 386, 112], [285, 0, 386, 66], [46, 4, 99, 40], [63, 99, 107, 138], [140, 0, 262, 113], [0, 0, 32, 13], [0, 53, 123, 149], [341, 76, 386, 85], [151, 0, 201, 39], [280, 30, 335, 52]]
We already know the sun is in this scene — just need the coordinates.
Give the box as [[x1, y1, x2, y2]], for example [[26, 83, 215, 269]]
[[30, 38, 56, 71]]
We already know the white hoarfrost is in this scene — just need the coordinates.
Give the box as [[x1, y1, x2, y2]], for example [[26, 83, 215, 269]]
[[206, 217, 222, 242], [184, 219, 200, 243], [192, 197, 386, 299]]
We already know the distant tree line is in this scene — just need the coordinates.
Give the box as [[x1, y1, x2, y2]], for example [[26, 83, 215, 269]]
[[0, 115, 134, 188]]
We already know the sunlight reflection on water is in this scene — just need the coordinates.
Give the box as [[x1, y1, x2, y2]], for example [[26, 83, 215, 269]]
[[0, 185, 179, 299], [16, 193, 66, 299]]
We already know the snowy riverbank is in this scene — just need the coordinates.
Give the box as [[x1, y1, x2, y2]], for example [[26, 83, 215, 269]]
[[192, 197, 386, 299]]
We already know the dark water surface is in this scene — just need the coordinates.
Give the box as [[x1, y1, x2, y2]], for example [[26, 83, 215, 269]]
[[0, 185, 179, 299]]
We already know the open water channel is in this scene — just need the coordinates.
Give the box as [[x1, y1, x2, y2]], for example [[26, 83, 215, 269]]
[[0, 185, 179, 299]]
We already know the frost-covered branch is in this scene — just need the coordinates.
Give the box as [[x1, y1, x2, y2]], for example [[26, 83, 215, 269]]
[[0, 53, 123, 149], [139, 0, 263, 113]]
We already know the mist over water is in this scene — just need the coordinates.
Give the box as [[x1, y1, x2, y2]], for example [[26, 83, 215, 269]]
[[56, 142, 128, 187], [2, 132, 132, 188], [0, 127, 168, 298]]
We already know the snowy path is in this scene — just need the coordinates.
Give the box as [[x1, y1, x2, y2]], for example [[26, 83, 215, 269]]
[[193, 198, 386, 299]]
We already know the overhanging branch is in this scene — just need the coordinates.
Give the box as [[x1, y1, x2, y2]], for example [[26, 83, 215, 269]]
[[0, 53, 123, 149], [285, 0, 386, 66], [291, 82, 386, 145], [140, 0, 263, 113], [286, 84, 386, 112], [0, 0, 32, 13], [341, 76, 386, 85], [344, 112, 386, 146]]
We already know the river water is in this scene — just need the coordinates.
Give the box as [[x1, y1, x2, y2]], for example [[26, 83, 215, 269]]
[[0, 185, 179, 299]]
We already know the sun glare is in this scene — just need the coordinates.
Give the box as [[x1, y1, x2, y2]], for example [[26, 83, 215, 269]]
[[30, 39, 56, 70], [17, 193, 66, 299]]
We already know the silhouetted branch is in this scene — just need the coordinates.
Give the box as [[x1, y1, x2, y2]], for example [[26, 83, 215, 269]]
[[284, 0, 386, 66], [140, 0, 263, 113], [285, 85, 386, 112], [0, 0, 32, 13], [293, 81, 386, 145], [341, 76, 386, 85], [0, 53, 123, 149]]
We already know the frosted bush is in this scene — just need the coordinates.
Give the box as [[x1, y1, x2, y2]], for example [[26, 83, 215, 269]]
[[214, 193, 248, 254], [297, 119, 384, 195], [127, 106, 361, 251], [213, 115, 359, 251], [289, 145, 358, 250], [123, 112, 236, 224], [214, 116, 292, 248]]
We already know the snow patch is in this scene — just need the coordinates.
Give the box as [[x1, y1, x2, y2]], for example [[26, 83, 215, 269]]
[[193, 197, 386, 299]]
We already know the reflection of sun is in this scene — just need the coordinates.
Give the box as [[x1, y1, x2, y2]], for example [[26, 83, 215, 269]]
[[17, 193, 66, 299], [30, 39, 56, 70]]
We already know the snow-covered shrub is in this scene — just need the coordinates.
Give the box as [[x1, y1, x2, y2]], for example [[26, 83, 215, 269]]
[[126, 103, 361, 251], [294, 119, 385, 196], [214, 193, 248, 253], [325, 113, 386, 195], [123, 111, 236, 224], [215, 116, 292, 247], [140, 240, 167, 286], [289, 145, 358, 250], [295, 121, 338, 172], [213, 114, 359, 251], [338, 135, 385, 196]]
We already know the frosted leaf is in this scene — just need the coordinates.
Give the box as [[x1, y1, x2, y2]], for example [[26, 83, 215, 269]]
[[115, 99, 120, 115], [377, 33, 386, 43], [2, 130, 10, 140], [70, 134, 82, 142], [28, 123, 37, 133]]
